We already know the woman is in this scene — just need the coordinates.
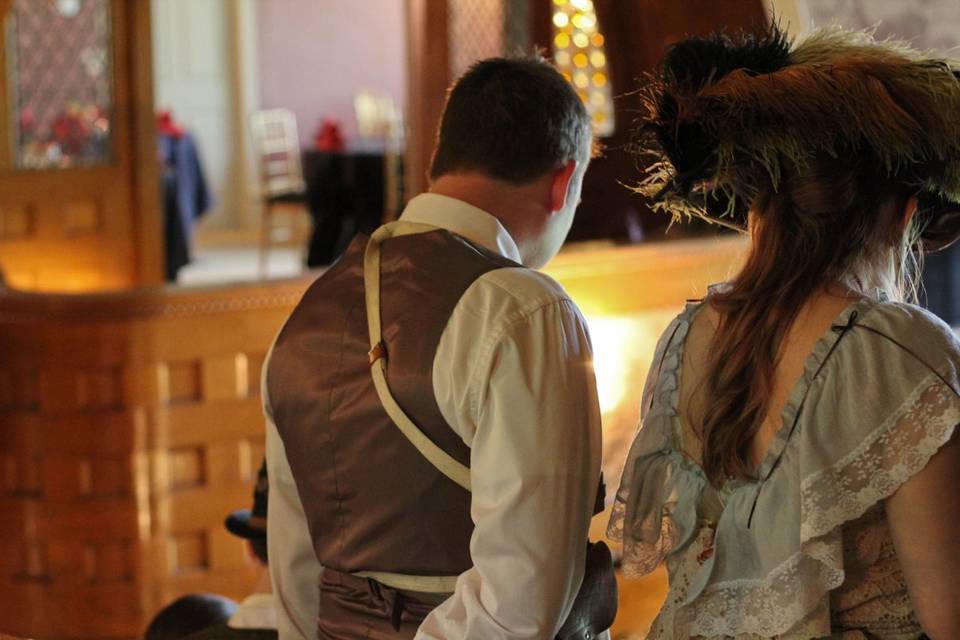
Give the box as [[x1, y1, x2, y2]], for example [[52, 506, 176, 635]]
[[609, 25, 960, 639]]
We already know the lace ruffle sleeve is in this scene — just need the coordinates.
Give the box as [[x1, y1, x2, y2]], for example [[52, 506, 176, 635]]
[[607, 303, 708, 576]]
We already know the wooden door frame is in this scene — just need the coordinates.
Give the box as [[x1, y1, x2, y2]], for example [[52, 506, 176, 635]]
[[130, 0, 164, 285], [404, 0, 449, 201]]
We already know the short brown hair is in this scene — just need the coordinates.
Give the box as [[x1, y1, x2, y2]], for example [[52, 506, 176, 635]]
[[430, 56, 591, 184]]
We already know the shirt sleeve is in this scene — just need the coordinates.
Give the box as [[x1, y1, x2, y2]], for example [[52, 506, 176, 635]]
[[416, 296, 603, 640], [264, 353, 322, 640]]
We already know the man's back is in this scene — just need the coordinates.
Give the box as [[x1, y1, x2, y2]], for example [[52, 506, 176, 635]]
[[264, 54, 604, 640], [267, 225, 517, 576]]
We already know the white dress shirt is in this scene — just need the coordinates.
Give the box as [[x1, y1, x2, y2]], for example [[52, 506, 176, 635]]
[[265, 193, 603, 640]]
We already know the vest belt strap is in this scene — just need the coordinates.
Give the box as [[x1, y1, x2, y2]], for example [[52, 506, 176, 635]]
[[351, 570, 459, 594]]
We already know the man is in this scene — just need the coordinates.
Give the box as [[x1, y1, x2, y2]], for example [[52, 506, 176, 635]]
[[265, 56, 602, 639], [185, 461, 277, 639]]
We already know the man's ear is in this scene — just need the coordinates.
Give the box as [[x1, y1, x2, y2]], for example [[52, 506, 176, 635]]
[[549, 160, 578, 213]]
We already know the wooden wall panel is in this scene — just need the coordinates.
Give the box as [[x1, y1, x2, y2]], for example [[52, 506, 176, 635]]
[[0, 278, 305, 639]]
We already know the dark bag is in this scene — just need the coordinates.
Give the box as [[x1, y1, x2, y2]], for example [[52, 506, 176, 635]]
[[555, 540, 618, 640]]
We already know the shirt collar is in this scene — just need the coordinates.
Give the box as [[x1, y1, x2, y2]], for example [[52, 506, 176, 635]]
[[227, 593, 277, 630], [398, 193, 522, 263]]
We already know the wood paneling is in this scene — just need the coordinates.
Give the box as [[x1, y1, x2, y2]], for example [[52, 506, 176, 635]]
[[0, 278, 304, 639]]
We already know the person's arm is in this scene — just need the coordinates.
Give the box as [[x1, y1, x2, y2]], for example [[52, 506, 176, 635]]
[[416, 298, 603, 639], [263, 360, 321, 640], [886, 418, 960, 638]]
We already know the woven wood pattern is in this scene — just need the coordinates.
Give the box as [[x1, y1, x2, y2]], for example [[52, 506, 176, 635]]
[[0, 278, 307, 639]]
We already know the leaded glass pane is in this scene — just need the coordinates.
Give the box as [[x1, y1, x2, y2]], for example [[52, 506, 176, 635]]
[[7, 0, 113, 169]]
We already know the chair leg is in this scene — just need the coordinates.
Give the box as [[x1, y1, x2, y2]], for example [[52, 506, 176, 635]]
[[298, 204, 312, 267], [259, 201, 271, 278]]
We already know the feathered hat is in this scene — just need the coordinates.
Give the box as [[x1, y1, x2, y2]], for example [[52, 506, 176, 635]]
[[636, 23, 960, 251]]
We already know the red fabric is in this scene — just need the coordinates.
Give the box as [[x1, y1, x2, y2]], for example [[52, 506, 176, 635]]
[[314, 119, 345, 151], [156, 110, 185, 138]]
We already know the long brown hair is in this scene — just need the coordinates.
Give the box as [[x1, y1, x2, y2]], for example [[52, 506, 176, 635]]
[[700, 155, 920, 485]]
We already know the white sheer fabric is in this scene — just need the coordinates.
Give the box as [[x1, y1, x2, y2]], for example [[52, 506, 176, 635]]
[[609, 294, 960, 639]]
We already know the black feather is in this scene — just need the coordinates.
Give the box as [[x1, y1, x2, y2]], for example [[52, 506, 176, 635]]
[[649, 24, 793, 194], [661, 24, 793, 92]]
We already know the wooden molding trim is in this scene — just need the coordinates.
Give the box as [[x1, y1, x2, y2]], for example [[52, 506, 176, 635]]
[[0, 276, 314, 323]]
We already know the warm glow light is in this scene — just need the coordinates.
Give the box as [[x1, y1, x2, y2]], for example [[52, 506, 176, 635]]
[[550, 0, 614, 136], [572, 13, 596, 30], [586, 317, 643, 413], [580, 312, 675, 415], [589, 319, 632, 413]]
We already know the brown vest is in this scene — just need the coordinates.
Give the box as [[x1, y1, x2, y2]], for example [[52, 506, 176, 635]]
[[268, 229, 520, 576]]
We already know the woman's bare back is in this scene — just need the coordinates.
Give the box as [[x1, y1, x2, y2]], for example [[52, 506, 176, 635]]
[[680, 291, 862, 471]]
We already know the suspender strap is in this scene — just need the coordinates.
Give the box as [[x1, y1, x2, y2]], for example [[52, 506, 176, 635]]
[[363, 222, 472, 491]]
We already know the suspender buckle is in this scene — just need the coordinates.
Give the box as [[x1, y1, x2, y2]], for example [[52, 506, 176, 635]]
[[368, 342, 387, 366]]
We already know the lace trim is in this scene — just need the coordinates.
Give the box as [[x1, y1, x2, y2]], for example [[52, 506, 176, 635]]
[[662, 374, 957, 638], [800, 373, 959, 543], [608, 304, 700, 577], [616, 510, 681, 578], [678, 541, 842, 638]]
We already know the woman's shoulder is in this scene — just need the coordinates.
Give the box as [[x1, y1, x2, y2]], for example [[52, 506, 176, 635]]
[[869, 299, 958, 342], [855, 299, 960, 372]]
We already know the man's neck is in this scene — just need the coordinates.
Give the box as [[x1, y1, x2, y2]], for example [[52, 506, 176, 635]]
[[428, 173, 550, 264]]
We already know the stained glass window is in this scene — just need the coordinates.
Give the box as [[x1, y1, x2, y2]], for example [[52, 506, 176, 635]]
[[551, 0, 614, 136], [449, 0, 505, 79], [7, 0, 114, 169]]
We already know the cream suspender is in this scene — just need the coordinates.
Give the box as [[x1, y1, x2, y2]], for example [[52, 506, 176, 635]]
[[353, 222, 470, 593], [362, 222, 472, 491]]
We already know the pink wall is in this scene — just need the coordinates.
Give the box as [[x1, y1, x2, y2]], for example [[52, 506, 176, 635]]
[[257, 0, 407, 148]]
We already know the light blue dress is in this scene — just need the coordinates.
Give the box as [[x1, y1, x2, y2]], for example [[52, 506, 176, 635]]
[[609, 292, 960, 639]]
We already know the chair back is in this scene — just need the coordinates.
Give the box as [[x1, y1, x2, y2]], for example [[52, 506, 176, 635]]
[[250, 108, 306, 198]]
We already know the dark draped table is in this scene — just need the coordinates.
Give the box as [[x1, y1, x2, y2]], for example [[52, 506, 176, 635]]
[[302, 149, 401, 267]]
